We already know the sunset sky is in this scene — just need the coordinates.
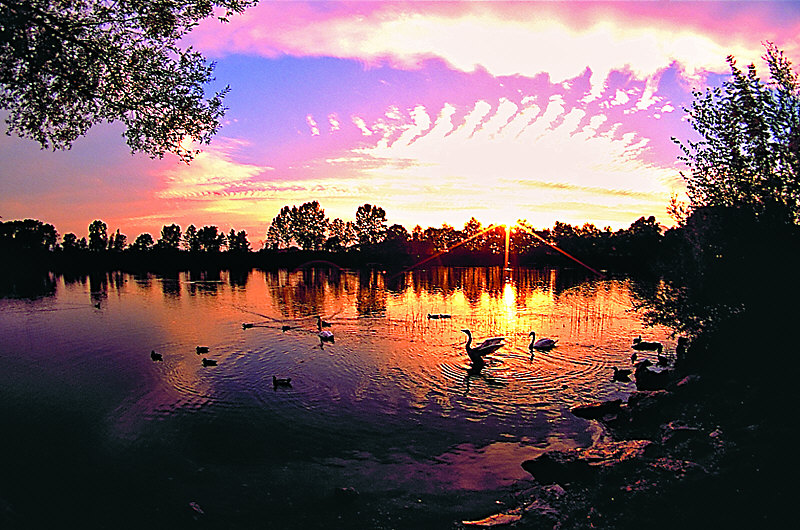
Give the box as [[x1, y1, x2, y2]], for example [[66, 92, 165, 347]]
[[2, 1, 799, 247]]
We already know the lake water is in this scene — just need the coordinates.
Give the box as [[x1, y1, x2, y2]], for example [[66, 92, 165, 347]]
[[0, 267, 673, 528]]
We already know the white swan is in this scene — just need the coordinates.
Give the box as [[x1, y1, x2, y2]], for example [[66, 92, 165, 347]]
[[529, 331, 557, 350], [319, 330, 335, 343], [461, 329, 505, 367]]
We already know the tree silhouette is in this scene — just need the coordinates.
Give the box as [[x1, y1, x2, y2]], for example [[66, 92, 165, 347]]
[[674, 42, 800, 224], [182, 224, 200, 252], [423, 224, 459, 252], [0, 0, 256, 162], [462, 217, 486, 252], [197, 225, 224, 252], [61, 232, 80, 251], [355, 204, 387, 247], [265, 206, 295, 249], [87, 220, 107, 251], [325, 217, 357, 251], [157, 224, 181, 249], [108, 229, 127, 252], [227, 229, 250, 253], [131, 233, 155, 252], [0, 219, 57, 251], [293, 201, 329, 250]]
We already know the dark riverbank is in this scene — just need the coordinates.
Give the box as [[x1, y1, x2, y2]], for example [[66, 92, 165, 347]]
[[466, 295, 795, 528]]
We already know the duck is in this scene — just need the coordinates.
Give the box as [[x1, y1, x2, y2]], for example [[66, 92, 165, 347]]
[[317, 316, 331, 330], [426, 313, 440, 319], [631, 335, 663, 353], [242, 322, 254, 329], [529, 331, 558, 351], [196, 346, 209, 354], [612, 366, 632, 382], [201, 358, 217, 367], [150, 350, 162, 361], [630, 351, 638, 363], [461, 329, 505, 368], [273, 376, 292, 388], [281, 325, 292, 332], [634, 359, 671, 391], [319, 330, 335, 343]]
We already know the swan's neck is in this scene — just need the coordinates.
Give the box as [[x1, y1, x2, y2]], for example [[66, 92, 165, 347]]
[[529, 333, 536, 348], [464, 332, 473, 351]]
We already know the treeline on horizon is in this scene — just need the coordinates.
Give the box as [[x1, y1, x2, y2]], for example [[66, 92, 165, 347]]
[[1, 203, 669, 273]]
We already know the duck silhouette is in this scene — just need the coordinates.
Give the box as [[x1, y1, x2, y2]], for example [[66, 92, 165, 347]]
[[273, 376, 292, 388], [612, 366, 632, 382], [242, 323, 254, 329], [632, 335, 663, 353], [634, 359, 671, 390], [196, 346, 209, 354], [150, 350, 162, 361], [201, 358, 217, 367]]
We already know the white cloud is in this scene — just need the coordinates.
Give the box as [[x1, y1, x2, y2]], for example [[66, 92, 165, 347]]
[[193, 3, 777, 100], [611, 89, 630, 106], [352, 116, 373, 136], [342, 95, 680, 229], [306, 115, 320, 136], [156, 138, 271, 200], [328, 114, 341, 132]]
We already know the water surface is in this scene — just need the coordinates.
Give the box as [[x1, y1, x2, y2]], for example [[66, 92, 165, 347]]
[[0, 267, 672, 528]]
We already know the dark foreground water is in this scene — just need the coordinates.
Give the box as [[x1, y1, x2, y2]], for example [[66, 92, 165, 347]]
[[0, 267, 672, 528]]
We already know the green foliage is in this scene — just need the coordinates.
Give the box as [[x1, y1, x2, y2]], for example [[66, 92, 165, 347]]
[[673, 42, 800, 224], [0, 0, 256, 162]]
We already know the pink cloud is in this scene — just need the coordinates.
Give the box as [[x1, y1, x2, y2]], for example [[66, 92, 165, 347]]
[[191, 2, 800, 90]]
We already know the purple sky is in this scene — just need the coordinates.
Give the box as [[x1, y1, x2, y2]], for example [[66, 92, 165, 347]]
[[2, 1, 799, 247]]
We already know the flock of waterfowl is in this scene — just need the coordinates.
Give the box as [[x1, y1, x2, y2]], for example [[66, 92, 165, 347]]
[[462, 327, 683, 391], [149, 345, 218, 368], [150, 314, 339, 387], [150, 312, 684, 393]]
